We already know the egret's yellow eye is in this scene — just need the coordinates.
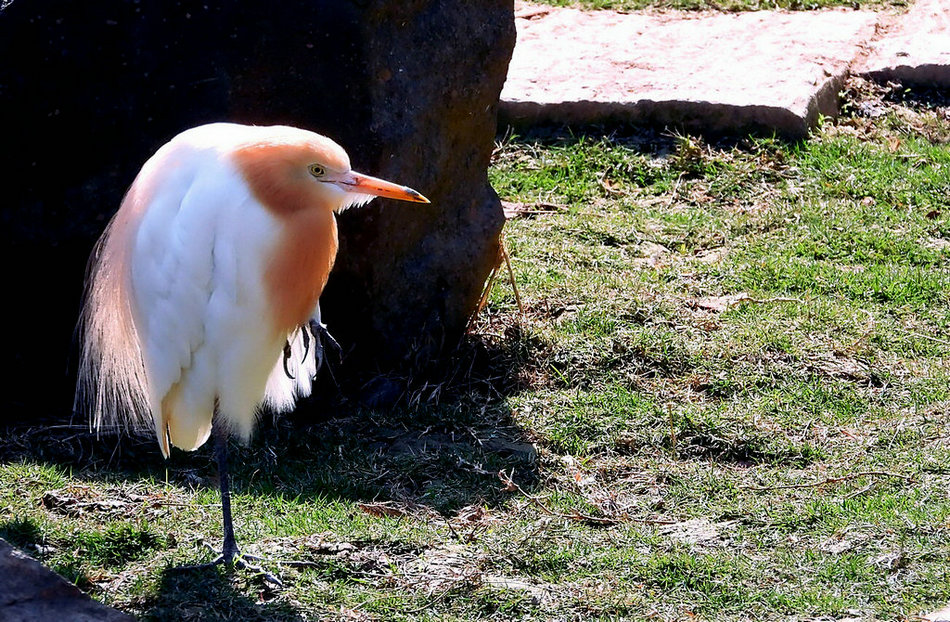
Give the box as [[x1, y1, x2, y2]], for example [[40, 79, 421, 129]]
[[309, 164, 326, 177]]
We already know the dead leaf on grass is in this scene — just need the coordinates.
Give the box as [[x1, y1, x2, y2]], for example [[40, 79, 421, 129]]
[[483, 437, 538, 462], [632, 241, 670, 268], [302, 534, 356, 555], [695, 247, 728, 264], [337, 607, 373, 621], [820, 531, 865, 555], [357, 501, 410, 518], [872, 550, 909, 571], [690, 293, 803, 313], [662, 518, 735, 546], [40, 487, 157, 518], [502, 200, 566, 219], [692, 293, 751, 312], [810, 354, 870, 381], [451, 505, 499, 529], [406, 544, 485, 593], [599, 176, 625, 195]]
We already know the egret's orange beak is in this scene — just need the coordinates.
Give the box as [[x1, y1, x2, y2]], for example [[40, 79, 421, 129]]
[[345, 172, 430, 204]]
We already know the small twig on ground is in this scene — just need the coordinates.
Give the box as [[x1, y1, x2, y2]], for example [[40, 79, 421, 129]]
[[668, 172, 685, 207], [844, 482, 877, 499], [692, 292, 804, 313], [498, 470, 673, 526], [467, 252, 501, 332], [739, 295, 804, 306], [900, 329, 950, 347], [466, 234, 524, 332], [442, 514, 466, 544], [500, 237, 525, 317], [502, 200, 567, 219], [401, 590, 454, 616], [275, 560, 323, 568], [151, 500, 222, 508], [740, 470, 913, 491], [848, 308, 876, 350], [668, 405, 676, 458]]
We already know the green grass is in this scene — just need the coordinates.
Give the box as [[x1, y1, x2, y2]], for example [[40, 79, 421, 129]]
[[1, 78, 948, 620]]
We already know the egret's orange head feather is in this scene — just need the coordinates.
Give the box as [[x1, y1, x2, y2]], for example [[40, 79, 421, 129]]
[[232, 132, 350, 216]]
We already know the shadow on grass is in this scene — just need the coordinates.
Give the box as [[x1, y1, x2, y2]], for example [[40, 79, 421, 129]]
[[501, 83, 950, 150], [140, 567, 307, 622], [498, 117, 801, 153], [0, 516, 305, 621], [0, 516, 44, 550], [2, 515, 163, 588], [0, 328, 540, 513]]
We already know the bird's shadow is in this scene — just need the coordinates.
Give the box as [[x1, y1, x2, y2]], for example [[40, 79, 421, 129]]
[[0, 325, 541, 620], [145, 566, 307, 622]]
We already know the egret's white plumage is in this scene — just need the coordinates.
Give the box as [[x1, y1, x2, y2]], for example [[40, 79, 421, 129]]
[[76, 122, 429, 459]]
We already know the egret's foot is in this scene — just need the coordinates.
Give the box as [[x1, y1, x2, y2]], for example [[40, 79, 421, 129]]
[[307, 317, 342, 378], [177, 544, 284, 587], [282, 339, 295, 380]]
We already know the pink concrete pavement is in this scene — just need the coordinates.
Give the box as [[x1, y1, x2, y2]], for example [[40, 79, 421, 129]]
[[500, 1, 949, 137]]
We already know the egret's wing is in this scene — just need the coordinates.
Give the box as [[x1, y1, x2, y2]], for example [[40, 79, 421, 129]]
[[129, 148, 251, 455]]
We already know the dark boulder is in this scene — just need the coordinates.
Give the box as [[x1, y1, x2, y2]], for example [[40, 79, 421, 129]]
[[0, 538, 135, 622], [0, 0, 515, 421]]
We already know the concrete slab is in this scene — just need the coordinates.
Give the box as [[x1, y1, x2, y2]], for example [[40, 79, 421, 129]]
[[924, 603, 950, 622], [858, 0, 950, 88], [0, 538, 135, 622], [500, 3, 881, 137]]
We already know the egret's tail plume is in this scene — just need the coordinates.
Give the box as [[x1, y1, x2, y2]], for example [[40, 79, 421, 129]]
[[74, 198, 152, 436]]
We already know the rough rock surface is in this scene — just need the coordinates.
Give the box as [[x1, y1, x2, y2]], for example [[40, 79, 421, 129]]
[[500, 2, 880, 137], [0, 539, 134, 622], [323, 2, 514, 378], [924, 603, 950, 622], [858, 0, 950, 88], [0, 0, 514, 420]]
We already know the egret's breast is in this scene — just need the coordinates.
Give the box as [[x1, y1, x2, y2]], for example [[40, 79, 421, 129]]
[[265, 210, 338, 334], [231, 143, 339, 334]]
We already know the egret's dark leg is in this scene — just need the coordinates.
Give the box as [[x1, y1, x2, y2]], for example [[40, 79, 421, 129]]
[[214, 422, 240, 563], [177, 422, 283, 586]]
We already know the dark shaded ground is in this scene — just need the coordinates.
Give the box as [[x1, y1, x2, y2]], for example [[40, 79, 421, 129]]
[[0, 329, 541, 516]]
